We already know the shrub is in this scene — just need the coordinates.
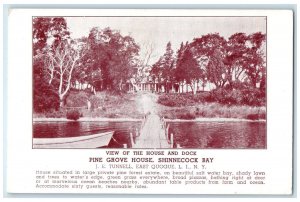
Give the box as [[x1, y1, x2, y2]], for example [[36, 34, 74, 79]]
[[65, 91, 90, 107], [157, 92, 210, 107], [241, 87, 265, 106], [89, 95, 103, 109], [178, 112, 196, 119], [34, 85, 60, 113], [45, 110, 65, 118], [195, 107, 207, 117], [66, 110, 81, 121], [108, 113, 118, 118], [246, 113, 266, 120], [210, 85, 266, 106]]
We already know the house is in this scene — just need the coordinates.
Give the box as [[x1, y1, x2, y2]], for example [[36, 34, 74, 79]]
[[127, 76, 215, 93]]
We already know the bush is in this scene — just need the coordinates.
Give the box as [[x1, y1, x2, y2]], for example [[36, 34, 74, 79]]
[[89, 94, 104, 109], [246, 113, 266, 120], [210, 85, 266, 106], [66, 110, 81, 121], [34, 85, 60, 113], [178, 112, 196, 119], [65, 90, 90, 107], [157, 92, 210, 107], [241, 88, 265, 106], [45, 110, 65, 118], [108, 113, 118, 118]]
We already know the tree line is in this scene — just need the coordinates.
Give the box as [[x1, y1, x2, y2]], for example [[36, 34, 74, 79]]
[[151, 33, 266, 95], [33, 17, 266, 112], [33, 17, 140, 111]]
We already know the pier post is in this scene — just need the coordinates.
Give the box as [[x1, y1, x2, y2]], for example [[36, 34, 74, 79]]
[[135, 128, 139, 138], [166, 124, 170, 139], [170, 133, 174, 148], [130, 133, 135, 147]]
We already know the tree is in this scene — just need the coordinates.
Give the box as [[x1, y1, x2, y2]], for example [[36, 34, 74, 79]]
[[175, 48, 202, 94], [191, 33, 228, 89], [225, 33, 249, 87], [82, 27, 139, 92], [243, 32, 266, 88], [174, 42, 187, 92], [33, 17, 70, 112], [33, 17, 70, 55], [225, 32, 266, 89], [150, 42, 175, 92], [33, 56, 59, 112], [43, 40, 83, 107]]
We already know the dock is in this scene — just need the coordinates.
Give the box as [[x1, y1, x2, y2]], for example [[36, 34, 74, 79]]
[[131, 113, 173, 148]]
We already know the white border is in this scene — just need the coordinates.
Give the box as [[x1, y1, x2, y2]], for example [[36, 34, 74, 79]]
[[5, 8, 294, 196]]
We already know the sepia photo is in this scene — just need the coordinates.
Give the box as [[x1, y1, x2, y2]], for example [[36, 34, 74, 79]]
[[32, 16, 267, 149]]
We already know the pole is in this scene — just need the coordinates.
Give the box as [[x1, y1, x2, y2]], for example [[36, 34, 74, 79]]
[[170, 133, 174, 148], [130, 133, 135, 147]]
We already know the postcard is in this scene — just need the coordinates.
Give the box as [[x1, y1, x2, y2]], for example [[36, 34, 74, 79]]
[[6, 9, 293, 194]]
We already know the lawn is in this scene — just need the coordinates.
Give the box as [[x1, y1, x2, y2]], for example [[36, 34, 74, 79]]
[[34, 91, 266, 120]]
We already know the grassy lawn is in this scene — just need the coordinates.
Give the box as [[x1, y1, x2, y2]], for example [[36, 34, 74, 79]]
[[157, 103, 266, 120], [83, 92, 144, 119], [34, 91, 266, 120]]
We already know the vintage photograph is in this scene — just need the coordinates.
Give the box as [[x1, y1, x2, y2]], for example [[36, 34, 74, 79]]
[[32, 16, 266, 149]]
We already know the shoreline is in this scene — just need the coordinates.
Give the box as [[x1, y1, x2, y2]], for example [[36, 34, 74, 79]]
[[33, 117, 266, 122]]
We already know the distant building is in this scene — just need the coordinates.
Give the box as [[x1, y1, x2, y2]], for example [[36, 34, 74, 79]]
[[127, 76, 215, 93]]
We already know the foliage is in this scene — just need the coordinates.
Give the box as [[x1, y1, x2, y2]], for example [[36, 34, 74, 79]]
[[65, 90, 90, 107], [209, 84, 265, 106], [79, 27, 140, 92], [33, 17, 267, 115], [159, 103, 266, 120], [33, 17, 71, 112], [246, 113, 266, 120], [66, 109, 81, 121], [175, 48, 202, 94], [190, 33, 228, 88], [89, 94, 103, 110], [33, 57, 60, 112], [151, 42, 175, 92], [157, 93, 210, 107], [43, 40, 83, 107], [157, 84, 265, 107], [44, 110, 66, 118], [33, 17, 70, 55]]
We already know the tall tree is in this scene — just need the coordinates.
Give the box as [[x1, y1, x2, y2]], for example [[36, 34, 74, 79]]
[[225, 33, 249, 87], [82, 27, 139, 91], [191, 33, 228, 89], [175, 48, 202, 94], [150, 42, 175, 92], [33, 17, 70, 55], [243, 32, 266, 88], [43, 40, 83, 107], [33, 17, 70, 112]]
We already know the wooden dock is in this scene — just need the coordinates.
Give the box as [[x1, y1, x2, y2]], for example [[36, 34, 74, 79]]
[[131, 114, 173, 148]]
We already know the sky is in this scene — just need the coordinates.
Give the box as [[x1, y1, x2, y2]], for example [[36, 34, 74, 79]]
[[66, 16, 266, 65]]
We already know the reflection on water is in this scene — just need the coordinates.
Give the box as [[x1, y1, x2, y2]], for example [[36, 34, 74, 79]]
[[33, 121, 141, 148], [33, 121, 266, 149], [169, 122, 266, 149]]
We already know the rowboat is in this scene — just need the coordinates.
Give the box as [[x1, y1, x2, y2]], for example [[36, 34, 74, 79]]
[[33, 131, 114, 149]]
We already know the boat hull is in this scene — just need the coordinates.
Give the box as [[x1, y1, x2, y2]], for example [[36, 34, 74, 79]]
[[33, 131, 114, 149]]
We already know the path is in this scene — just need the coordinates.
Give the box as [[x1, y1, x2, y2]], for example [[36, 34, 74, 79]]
[[132, 92, 171, 148], [135, 92, 159, 115]]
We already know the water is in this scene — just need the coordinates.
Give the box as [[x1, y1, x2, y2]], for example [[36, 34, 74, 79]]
[[33, 121, 141, 148], [33, 121, 266, 149], [168, 122, 266, 149]]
